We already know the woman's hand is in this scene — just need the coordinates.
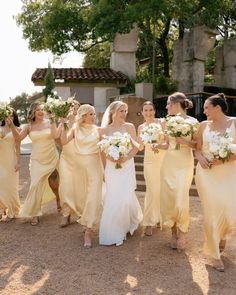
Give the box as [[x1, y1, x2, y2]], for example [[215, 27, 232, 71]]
[[6, 117, 14, 128], [197, 154, 212, 169], [175, 137, 188, 145], [211, 159, 223, 166], [151, 143, 159, 153]]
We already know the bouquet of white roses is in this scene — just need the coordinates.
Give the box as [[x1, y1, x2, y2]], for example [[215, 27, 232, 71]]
[[166, 114, 199, 150], [0, 104, 12, 123], [98, 132, 132, 169], [44, 96, 73, 129], [140, 123, 164, 144], [206, 129, 236, 163]]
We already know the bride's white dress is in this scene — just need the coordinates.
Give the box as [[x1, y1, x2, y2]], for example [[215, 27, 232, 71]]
[[99, 158, 143, 246]]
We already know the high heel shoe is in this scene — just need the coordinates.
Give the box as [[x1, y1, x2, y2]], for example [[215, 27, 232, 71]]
[[60, 215, 71, 228], [30, 216, 39, 226], [84, 229, 92, 249]]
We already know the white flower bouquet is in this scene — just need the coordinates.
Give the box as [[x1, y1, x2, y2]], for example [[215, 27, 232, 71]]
[[44, 96, 73, 129], [0, 104, 12, 123], [166, 114, 199, 150], [140, 123, 164, 144], [206, 129, 236, 163], [98, 132, 132, 169]]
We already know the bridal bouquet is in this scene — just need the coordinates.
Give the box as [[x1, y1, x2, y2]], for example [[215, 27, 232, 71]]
[[140, 123, 164, 144], [0, 104, 12, 122], [206, 129, 236, 163], [44, 96, 73, 129], [98, 132, 132, 169], [166, 115, 199, 150]]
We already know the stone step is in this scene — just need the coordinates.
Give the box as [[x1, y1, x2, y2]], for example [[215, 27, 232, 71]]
[[136, 180, 198, 196]]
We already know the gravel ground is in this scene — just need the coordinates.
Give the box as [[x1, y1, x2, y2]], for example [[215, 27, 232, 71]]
[[0, 155, 236, 295]]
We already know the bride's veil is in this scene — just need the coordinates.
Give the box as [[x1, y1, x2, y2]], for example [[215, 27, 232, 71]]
[[101, 105, 111, 128]]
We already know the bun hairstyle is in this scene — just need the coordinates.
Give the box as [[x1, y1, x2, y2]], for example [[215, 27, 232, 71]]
[[108, 101, 127, 125], [27, 102, 44, 122], [142, 101, 156, 111], [168, 92, 193, 110], [206, 93, 228, 114]]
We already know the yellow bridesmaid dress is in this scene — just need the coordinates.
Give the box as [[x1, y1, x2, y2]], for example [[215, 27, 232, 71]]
[[143, 143, 166, 227], [195, 122, 236, 259], [59, 136, 81, 217], [20, 128, 59, 217], [73, 123, 103, 228], [0, 131, 20, 217], [160, 135, 194, 232]]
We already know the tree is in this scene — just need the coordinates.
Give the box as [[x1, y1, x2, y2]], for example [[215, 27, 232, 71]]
[[9, 92, 32, 123], [83, 41, 110, 68], [16, 0, 236, 82], [42, 62, 55, 101]]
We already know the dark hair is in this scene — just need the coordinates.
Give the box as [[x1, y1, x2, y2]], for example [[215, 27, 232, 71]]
[[142, 101, 156, 111], [206, 93, 228, 114], [168, 92, 193, 110], [1, 109, 20, 127]]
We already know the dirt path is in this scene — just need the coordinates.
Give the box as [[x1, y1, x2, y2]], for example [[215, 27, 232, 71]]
[[0, 155, 236, 295]]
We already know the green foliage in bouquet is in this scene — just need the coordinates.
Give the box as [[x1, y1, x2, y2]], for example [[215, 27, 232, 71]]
[[0, 105, 12, 122]]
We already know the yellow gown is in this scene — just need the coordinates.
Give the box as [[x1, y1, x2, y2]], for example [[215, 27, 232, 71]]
[[143, 143, 166, 226], [20, 128, 59, 217], [160, 135, 194, 232], [195, 122, 236, 259], [59, 136, 81, 217], [73, 123, 103, 229], [0, 130, 20, 218]]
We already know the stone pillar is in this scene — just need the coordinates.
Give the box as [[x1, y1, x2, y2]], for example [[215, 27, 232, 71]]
[[110, 26, 139, 80], [214, 38, 236, 89], [135, 83, 153, 100], [172, 26, 218, 93]]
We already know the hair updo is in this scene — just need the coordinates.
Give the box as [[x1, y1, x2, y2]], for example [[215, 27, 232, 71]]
[[142, 101, 156, 111], [206, 93, 228, 114], [168, 92, 193, 110]]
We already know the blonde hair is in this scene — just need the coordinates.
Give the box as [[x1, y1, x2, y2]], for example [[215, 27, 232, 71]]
[[77, 104, 95, 126], [108, 101, 127, 125], [27, 102, 44, 122]]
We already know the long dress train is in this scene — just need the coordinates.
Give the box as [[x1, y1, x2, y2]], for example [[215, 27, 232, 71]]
[[20, 129, 59, 217], [0, 132, 20, 217], [195, 122, 236, 259], [99, 158, 143, 246]]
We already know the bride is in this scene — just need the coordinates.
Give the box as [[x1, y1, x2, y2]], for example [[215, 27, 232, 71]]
[[99, 101, 143, 246]]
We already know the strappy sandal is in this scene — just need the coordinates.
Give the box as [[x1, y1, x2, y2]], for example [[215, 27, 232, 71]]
[[144, 226, 153, 236], [30, 216, 39, 226]]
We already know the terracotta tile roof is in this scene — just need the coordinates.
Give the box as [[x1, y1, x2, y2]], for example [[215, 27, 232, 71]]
[[32, 68, 129, 84]]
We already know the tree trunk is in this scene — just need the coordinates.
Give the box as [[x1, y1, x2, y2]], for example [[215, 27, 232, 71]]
[[158, 18, 171, 77]]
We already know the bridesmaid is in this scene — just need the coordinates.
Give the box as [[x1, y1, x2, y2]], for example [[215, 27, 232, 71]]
[[58, 99, 81, 227], [160, 92, 198, 251], [0, 109, 21, 222], [8, 102, 61, 225], [60, 104, 103, 247], [195, 93, 236, 272], [137, 101, 167, 236]]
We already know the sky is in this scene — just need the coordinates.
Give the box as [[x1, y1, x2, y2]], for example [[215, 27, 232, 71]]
[[0, 0, 84, 102]]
